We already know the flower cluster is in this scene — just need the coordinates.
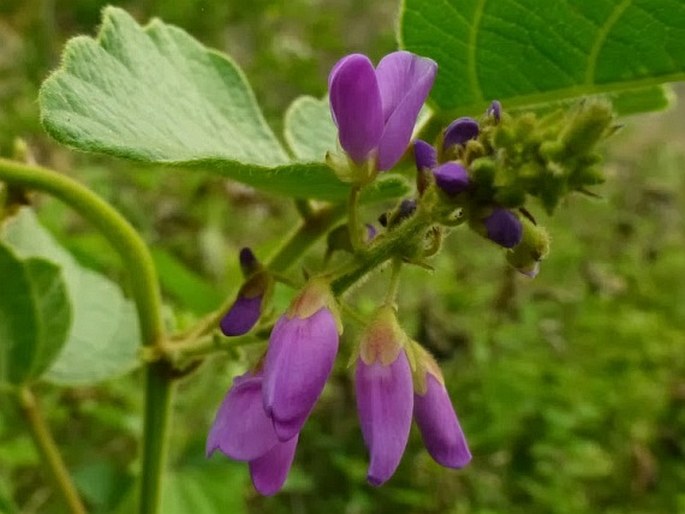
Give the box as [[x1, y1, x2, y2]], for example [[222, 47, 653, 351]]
[[208, 278, 341, 495], [205, 46, 588, 495], [209, 273, 470, 494]]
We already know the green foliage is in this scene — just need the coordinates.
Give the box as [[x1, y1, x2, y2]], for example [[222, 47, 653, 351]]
[[38, 7, 408, 203], [400, 0, 685, 116], [0, 243, 71, 385], [1, 208, 140, 385]]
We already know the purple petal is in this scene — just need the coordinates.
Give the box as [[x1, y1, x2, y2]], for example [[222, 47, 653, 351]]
[[484, 208, 523, 248], [443, 117, 479, 150], [355, 352, 413, 486], [487, 100, 502, 123], [365, 223, 377, 242], [220, 295, 262, 336], [263, 308, 339, 441], [206, 373, 279, 461], [414, 139, 437, 170], [414, 375, 471, 468], [432, 162, 470, 196], [249, 434, 299, 496], [375, 52, 437, 170], [329, 54, 384, 164]]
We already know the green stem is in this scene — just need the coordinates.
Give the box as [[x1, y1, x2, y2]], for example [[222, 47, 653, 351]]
[[139, 363, 174, 514], [331, 206, 432, 296], [0, 158, 169, 514], [347, 186, 362, 251], [384, 259, 403, 306], [18, 387, 87, 514], [0, 158, 164, 348]]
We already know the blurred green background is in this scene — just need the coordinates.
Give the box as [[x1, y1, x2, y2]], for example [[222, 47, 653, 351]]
[[1, 0, 684, 513]]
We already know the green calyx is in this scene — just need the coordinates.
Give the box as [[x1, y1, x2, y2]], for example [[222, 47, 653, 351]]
[[468, 100, 615, 214]]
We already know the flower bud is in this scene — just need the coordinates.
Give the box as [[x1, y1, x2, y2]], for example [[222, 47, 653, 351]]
[[443, 117, 479, 150], [220, 249, 273, 336], [411, 344, 471, 469], [355, 306, 413, 486], [470, 208, 523, 248], [432, 162, 470, 196], [506, 215, 550, 277]]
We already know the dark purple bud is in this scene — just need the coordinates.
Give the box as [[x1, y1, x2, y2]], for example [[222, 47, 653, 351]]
[[248, 433, 299, 496], [484, 208, 523, 248], [432, 162, 470, 196], [263, 308, 339, 441], [443, 117, 479, 150], [239, 247, 259, 275], [487, 100, 502, 123], [378, 212, 388, 227], [220, 294, 263, 336], [206, 372, 279, 461], [398, 199, 417, 218], [414, 374, 471, 469], [414, 139, 437, 170]]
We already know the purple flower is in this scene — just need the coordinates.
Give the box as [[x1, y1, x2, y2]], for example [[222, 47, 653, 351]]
[[414, 140, 470, 196], [484, 208, 523, 248], [206, 372, 298, 496], [443, 117, 479, 150], [329, 51, 437, 171], [354, 307, 413, 486], [414, 374, 471, 469], [262, 279, 341, 441], [220, 248, 272, 336]]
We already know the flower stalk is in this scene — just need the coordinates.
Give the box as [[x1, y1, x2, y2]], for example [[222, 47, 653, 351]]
[[18, 387, 87, 514]]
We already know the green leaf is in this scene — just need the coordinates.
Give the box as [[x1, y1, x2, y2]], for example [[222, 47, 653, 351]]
[[0, 243, 40, 385], [284, 95, 338, 162], [23, 258, 72, 378], [400, 0, 685, 117], [1, 208, 141, 385], [39, 7, 407, 203], [0, 244, 71, 385]]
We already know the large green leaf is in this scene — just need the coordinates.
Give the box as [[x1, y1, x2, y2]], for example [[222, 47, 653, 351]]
[[400, 0, 685, 117], [0, 244, 71, 385], [1, 208, 140, 385], [39, 7, 407, 203]]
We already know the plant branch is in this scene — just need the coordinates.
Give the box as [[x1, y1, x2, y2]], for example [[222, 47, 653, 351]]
[[18, 387, 87, 514]]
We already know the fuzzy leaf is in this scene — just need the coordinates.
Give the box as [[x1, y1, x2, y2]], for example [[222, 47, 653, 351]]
[[39, 7, 407, 203]]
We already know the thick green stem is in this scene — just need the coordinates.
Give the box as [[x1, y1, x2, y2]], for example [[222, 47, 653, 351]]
[[18, 387, 87, 514], [0, 158, 164, 347], [139, 363, 174, 514], [384, 259, 403, 306], [0, 158, 168, 514]]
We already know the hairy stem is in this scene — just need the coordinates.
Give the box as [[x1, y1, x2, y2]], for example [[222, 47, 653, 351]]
[[18, 387, 87, 514]]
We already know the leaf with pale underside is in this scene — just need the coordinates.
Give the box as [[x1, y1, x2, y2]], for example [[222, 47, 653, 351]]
[[39, 7, 408, 203]]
